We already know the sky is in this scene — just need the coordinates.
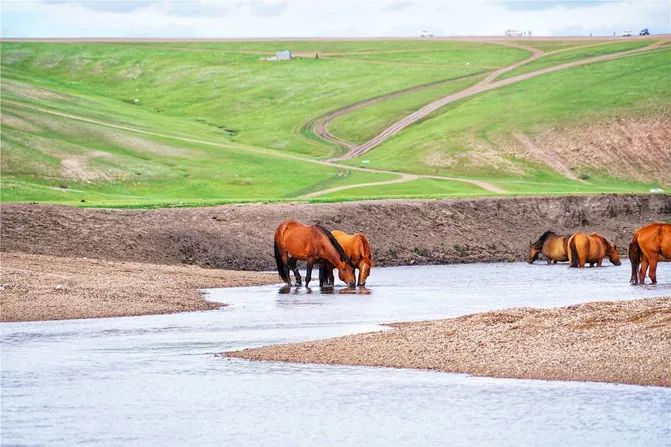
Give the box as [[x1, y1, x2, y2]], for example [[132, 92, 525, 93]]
[[1, 0, 669, 38]]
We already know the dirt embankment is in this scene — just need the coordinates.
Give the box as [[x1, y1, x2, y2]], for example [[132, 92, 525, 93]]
[[2, 194, 669, 271], [228, 297, 671, 387], [0, 252, 276, 322]]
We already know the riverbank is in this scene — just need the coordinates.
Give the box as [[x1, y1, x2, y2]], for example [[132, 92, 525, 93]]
[[0, 252, 276, 322], [2, 194, 670, 270], [228, 297, 671, 387]]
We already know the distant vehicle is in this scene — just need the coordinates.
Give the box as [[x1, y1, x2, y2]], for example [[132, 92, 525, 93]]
[[622, 29, 632, 37], [419, 30, 434, 39], [640, 28, 650, 36], [505, 29, 524, 37]]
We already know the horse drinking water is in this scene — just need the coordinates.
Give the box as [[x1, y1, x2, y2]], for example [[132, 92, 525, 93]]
[[274, 220, 356, 288], [318, 230, 373, 287], [567, 232, 621, 268], [528, 231, 569, 264]]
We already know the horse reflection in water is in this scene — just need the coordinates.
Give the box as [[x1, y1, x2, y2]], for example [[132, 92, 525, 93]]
[[278, 285, 371, 295]]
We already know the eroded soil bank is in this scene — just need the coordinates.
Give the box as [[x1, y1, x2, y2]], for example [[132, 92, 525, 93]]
[[0, 252, 276, 322], [3, 194, 669, 270], [228, 297, 671, 387]]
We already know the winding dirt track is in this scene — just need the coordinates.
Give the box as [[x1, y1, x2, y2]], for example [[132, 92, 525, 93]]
[[327, 39, 665, 162], [6, 38, 666, 199]]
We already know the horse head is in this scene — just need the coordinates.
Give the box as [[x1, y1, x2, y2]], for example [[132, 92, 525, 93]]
[[337, 258, 357, 289], [527, 241, 540, 264], [607, 242, 622, 266], [356, 233, 373, 286]]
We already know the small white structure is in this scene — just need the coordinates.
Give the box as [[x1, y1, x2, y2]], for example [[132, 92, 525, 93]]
[[276, 50, 293, 60], [419, 30, 434, 39]]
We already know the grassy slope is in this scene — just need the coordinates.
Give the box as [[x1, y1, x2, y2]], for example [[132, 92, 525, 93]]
[[0, 41, 527, 158], [340, 49, 670, 194], [497, 39, 654, 80], [1, 40, 668, 206], [327, 74, 485, 145]]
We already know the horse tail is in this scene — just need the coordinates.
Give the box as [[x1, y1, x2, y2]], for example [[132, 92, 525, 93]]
[[274, 239, 288, 282], [629, 231, 641, 284], [568, 235, 579, 268]]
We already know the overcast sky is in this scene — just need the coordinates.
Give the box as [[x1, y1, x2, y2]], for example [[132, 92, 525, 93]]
[[2, 0, 669, 38]]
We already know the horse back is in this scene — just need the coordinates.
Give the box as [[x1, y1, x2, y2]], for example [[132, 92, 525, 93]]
[[637, 223, 671, 258], [588, 233, 607, 261]]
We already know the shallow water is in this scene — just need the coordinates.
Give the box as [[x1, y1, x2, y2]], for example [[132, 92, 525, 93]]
[[2, 261, 670, 446]]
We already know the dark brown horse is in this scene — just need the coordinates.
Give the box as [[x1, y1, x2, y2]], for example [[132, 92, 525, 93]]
[[528, 231, 569, 264], [629, 223, 671, 284], [274, 220, 356, 288]]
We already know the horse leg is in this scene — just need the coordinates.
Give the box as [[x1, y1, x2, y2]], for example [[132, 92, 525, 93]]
[[305, 259, 314, 288], [280, 251, 292, 286], [288, 258, 302, 286], [597, 258, 603, 267], [552, 259, 557, 264], [647, 255, 659, 284], [639, 257, 649, 284], [328, 266, 335, 286], [318, 263, 326, 287]]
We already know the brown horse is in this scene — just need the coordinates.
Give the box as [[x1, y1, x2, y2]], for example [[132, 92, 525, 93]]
[[629, 223, 671, 284], [528, 231, 569, 264], [318, 230, 373, 287], [274, 220, 356, 288], [567, 232, 621, 267]]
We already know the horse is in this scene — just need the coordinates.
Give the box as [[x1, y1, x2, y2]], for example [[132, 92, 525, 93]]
[[528, 230, 569, 264], [274, 220, 356, 288], [567, 232, 621, 268], [629, 223, 671, 284], [318, 230, 373, 287]]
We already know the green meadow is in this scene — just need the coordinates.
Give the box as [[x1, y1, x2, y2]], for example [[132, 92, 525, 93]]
[[1, 38, 668, 207]]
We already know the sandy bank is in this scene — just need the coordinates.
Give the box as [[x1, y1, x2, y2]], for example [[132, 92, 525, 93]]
[[0, 252, 276, 322], [228, 297, 671, 387], [2, 194, 670, 270]]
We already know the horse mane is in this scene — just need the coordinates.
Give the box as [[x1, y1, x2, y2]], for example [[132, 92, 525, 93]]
[[356, 233, 373, 266], [315, 225, 355, 268], [591, 233, 613, 251], [532, 230, 556, 248]]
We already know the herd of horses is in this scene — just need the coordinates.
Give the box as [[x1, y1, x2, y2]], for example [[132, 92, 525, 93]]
[[528, 222, 670, 284], [273, 220, 670, 289], [273, 220, 372, 289]]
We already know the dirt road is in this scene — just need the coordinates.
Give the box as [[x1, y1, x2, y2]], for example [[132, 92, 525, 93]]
[[329, 40, 665, 161]]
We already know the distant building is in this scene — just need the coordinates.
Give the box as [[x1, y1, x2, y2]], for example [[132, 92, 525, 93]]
[[276, 50, 293, 60]]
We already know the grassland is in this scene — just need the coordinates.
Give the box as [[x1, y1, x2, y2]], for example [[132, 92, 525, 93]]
[[1, 38, 669, 207], [496, 39, 653, 80], [343, 49, 671, 180]]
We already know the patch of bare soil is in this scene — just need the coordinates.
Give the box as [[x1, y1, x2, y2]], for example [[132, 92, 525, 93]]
[[0, 252, 276, 322], [519, 114, 671, 184], [228, 297, 671, 387], [2, 195, 669, 271]]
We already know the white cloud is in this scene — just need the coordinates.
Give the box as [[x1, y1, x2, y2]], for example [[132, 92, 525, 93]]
[[1, 0, 668, 37]]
